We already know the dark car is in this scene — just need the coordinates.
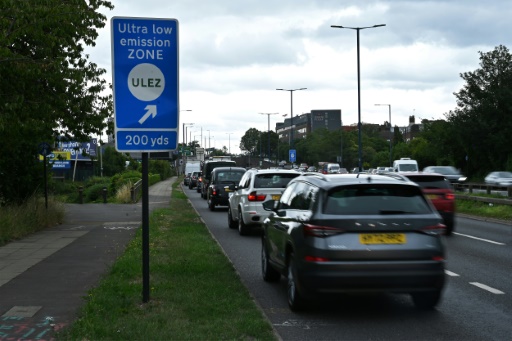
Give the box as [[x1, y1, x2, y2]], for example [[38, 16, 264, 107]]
[[207, 167, 247, 211], [201, 160, 237, 199], [423, 166, 467, 184], [183, 172, 191, 186], [188, 171, 202, 189], [261, 173, 446, 311], [401, 172, 456, 235]]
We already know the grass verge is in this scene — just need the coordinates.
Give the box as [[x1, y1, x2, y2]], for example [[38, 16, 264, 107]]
[[0, 195, 65, 246], [57, 179, 277, 340], [456, 198, 512, 221]]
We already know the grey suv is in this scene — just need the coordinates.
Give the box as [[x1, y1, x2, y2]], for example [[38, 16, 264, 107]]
[[261, 173, 446, 311]]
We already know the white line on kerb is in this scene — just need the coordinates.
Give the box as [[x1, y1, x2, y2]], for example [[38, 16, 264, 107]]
[[470, 282, 505, 294], [445, 270, 460, 276], [453, 232, 506, 245]]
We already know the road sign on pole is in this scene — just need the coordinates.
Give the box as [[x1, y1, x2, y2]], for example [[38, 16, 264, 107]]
[[289, 149, 296, 163], [111, 17, 179, 152]]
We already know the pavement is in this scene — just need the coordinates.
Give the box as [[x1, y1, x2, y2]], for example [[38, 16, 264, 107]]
[[0, 177, 175, 341]]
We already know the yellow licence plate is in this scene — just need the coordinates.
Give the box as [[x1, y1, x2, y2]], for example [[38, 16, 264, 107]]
[[359, 233, 406, 245], [426, 194, 438, 200], [272, 194, 281, 200]]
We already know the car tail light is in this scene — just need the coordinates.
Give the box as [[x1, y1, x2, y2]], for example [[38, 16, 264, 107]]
[[248, 191, 266, 201], [303, 224, 345, 237], [445, 193, 455, 200], [304, 255, 330, 262], [212, 187, 218, 196], [420, 223, 446, 235]]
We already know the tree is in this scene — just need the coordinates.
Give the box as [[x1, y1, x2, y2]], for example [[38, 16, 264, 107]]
[[102, 147, 130, 177], [0, 0, 113, 203], [445, 45, 512, 175], [240, 128, 262, 156]]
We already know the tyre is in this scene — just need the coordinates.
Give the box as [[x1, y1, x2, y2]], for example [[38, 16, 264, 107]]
[[411, 290, 442, 310], [287, 253, 306, 311], [261, 235, 280, 282], [208, 194, 215, 211], [238, 209, 249, 236], [227, 207, 237, 229], [445, 222, 454, 236]]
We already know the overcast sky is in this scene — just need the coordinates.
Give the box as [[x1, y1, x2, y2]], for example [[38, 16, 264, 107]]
[[87, 0, 512, 154]]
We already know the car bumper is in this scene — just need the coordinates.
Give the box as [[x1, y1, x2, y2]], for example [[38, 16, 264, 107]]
[[296, 260, 445, 296], [241, 205, 270, 226]]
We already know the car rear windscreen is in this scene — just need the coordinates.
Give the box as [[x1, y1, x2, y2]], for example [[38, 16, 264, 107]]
[[254, 173, 300, 188], [324, 184, 431, 215], [216, 171, 245, 183]]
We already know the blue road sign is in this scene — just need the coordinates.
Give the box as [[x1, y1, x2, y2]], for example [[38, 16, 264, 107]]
[[111, 17, 179, 152], [289, 149, 296, 163]]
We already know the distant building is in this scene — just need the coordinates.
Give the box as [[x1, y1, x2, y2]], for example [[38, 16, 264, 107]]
[[400, 115, 422, 142], [275, 109, 342, 143]]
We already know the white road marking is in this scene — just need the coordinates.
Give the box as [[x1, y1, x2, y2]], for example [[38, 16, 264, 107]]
[[445, 270, 460, 276], [470, 282, 505, 294], [453, 232, 506, 245]]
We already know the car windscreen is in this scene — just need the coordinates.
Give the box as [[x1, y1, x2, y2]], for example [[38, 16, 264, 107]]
[[398, 163, 418, 171], [254, 173, 300, 188], [324, 184, 431, 215], [405, 175, 451, 189]]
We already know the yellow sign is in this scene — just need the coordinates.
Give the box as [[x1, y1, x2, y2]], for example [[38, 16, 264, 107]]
[[39, 151, 71, 161]]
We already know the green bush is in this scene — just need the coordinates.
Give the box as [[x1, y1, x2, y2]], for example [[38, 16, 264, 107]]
[[84, 183, 109, 202], [109, 170, 142, 194]]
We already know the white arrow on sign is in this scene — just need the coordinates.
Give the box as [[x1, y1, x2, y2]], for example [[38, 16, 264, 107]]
[[138, 105, 157, 124]]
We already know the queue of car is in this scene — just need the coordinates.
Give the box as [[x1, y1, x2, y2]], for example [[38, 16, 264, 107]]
[[183, 160, 512, 311]]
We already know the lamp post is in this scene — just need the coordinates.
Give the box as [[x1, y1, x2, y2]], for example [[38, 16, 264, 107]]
[[331, 24, 385, 172], [259, 113, 279, 160], [207, 130, 211, 156], [226, 132, 233, 155], [276, 88, 307, 149], [375, 104, 392, 167], [182, 122, 194, 157]]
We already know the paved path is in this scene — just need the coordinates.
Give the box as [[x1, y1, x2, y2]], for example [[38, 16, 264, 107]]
[[0, 177, 175, 340]]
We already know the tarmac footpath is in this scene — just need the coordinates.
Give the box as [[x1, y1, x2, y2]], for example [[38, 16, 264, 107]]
[[0, 177, 175, 340]]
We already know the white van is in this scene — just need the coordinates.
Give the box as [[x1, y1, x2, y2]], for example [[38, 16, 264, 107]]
[[185, 161, 201, 175], [393, 158, 419, 173]]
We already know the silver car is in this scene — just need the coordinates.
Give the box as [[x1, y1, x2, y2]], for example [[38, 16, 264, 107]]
[[227, 169, 300, 235], [261, 173, 446, 311], [484, 171, 512, 186]]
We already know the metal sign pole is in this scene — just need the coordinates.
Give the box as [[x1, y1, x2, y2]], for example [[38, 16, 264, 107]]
[[142, 152, 150, 302]]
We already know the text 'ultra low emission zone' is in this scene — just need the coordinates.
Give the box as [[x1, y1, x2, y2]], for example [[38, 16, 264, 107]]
[[111, 17, 179, 152]]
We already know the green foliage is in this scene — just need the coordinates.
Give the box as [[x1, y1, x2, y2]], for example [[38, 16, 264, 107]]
[[0, 0, 114, 204], [84, 183, 108, 202], [0, 195, 65, 246], [102, 146, 132, 176], [149, 160, 172, 180], [445, 45, 512, 177], [239, 128, 262, 155], [109, 170, 142, 195]]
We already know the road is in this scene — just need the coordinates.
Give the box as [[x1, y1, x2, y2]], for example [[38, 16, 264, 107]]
[[184, 184, 512, 341]]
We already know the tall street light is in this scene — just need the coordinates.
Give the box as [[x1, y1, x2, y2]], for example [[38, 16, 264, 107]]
[[226, 132, 233, 155], [331, 24, 385, 172], [183, 123, 194, 156], [375, 104, 392, 167], [276, 88, 307, 149], [259, 113, 279, 160]]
